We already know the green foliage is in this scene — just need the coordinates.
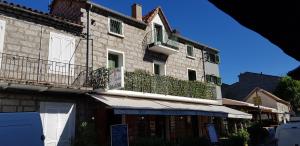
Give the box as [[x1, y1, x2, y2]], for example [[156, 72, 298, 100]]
[[88, 67, 109, 89], [125, 70, 217, 99], [274, 76, 300, 110], [247, 122, 269, 145], [224, 129, 250, 146], [74, 121, 99, 146]]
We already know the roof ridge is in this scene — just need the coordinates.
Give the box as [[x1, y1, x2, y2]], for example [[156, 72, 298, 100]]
[[0, 0, 81, 25]]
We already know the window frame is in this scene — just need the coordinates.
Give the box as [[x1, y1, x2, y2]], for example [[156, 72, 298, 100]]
[[0, 19, 6, 53], [186, 45, 195, 59], [187, 68, 197, 81], [153, 61, 166, 76], [108, 17, 124, 38], [107, 49, 125, 69], [206, 74, 222, 85], [206, 52, 220, 64]]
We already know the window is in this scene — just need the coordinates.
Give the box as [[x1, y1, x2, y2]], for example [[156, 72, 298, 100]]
[[153, 61, 165, 76], [154, 24, 163, 43], [109, 18, 123, 36], [108, 54, 119, 69], [206, 75, 222, 85], [206, 52, 220, 64], [0, 20, 5, 53], [107, 50, 124, 69], [188, 69, 197, 81], [48, 32, 75, 75], [187, 45, 194, 58], [0, 20, 5, 68]]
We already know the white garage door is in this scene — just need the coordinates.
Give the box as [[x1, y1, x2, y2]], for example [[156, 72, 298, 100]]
[[40, 102, 76, 146]]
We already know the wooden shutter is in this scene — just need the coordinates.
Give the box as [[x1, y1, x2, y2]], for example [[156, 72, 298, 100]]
[[215, 54, 220, 64], [48, 32, 75, 75]]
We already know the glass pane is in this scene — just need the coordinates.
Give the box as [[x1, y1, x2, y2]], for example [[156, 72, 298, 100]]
[[187, 46, 193, 56], [188, 70, 196, 81], [154, 64, 160, 75], [110, 19, 122, 35], [108, 54, 119, 68], [154, 25, 163, 43]]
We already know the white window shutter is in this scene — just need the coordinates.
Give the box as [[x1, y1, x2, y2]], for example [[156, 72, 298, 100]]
[[49, 33, 63, 63], [48, 32, 75, 76]]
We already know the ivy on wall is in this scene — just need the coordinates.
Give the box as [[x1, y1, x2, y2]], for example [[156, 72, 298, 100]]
[[124, 70, 217, 100], [88, 68, 217, 100]]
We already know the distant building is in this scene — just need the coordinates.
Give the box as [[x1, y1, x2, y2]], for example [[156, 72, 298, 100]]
[[222, 72, 281, 100]]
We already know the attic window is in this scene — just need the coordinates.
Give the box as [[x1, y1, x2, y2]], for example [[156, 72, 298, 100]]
[[108, 18, 124, 37]]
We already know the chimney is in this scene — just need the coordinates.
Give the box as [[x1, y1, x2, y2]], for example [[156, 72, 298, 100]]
[[132, 3, 142, 21]]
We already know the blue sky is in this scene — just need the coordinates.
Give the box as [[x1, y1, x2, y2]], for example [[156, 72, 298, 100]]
[[9, 0, 299, 84]]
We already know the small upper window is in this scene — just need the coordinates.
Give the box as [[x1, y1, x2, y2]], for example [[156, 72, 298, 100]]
[[109, 18, 123, 36], [187, 45, 194, 57], [206, 52, 220, 64], [188, 69, 197, 81]]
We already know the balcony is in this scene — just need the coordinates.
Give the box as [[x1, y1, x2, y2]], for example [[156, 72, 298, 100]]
[[143, 30, 180, 55], [0, 53, 91, 91], [89, 68, 217, 100]]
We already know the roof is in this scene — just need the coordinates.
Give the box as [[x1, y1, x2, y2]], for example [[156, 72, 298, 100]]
[[244, 87, 291, 106], [88, 1, 147, 29], [142, 7, 219, 52], [0, 0, 83, 33], [223, 98, 278, 113], [142, 7, 172, 32]]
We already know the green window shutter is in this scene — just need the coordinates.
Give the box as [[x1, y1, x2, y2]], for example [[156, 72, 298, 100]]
[[215, 54, 220, 64], [217, 77, 222, 86], [206, 75, 211, 83]]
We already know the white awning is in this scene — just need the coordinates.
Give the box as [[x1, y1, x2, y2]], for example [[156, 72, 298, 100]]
[[89, 94, 252, 119]]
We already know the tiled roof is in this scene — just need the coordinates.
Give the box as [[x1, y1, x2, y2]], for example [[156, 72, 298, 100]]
[[142, 7, 159, 23], [0, 0, 82, 26]]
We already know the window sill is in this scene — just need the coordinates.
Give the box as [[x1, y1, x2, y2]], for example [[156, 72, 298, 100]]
[[186, 55, 196, 60], [108, 31, 124, 38]]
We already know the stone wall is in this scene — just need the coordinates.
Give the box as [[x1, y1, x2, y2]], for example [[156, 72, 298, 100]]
[[0, 14, 86, 66], [81, 9, 206, 81]]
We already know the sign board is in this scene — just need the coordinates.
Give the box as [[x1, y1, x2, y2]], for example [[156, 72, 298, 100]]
[[207, 124, 218, 143], [111, 124, 128, 146], [109, 67, 124, 89], [253, 96, 262, 106]]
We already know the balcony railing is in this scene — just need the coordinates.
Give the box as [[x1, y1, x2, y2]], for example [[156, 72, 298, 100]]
[[143, 30, 180, 55], [0, 53, 91, 89], [89, 68, 217, 100]]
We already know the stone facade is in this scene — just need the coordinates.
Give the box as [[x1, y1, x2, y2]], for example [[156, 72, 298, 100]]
[[0, 14, 86, 66], [81, 9, 207, 82]]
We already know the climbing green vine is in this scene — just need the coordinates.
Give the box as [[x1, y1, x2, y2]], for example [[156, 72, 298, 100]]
[[88, 68, 217, 100]]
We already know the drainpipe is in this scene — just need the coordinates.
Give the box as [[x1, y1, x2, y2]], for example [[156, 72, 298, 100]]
[[86, 4, 91, 82], [202, 47, 206, 82]]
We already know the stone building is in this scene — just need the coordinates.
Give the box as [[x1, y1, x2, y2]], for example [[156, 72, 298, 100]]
[[0, 0, 251, 146], [222, 72, 281, 100]]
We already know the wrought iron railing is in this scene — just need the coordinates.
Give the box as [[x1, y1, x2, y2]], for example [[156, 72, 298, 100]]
[[0, 53, 91, 88], [143, 30, 180, 50]]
